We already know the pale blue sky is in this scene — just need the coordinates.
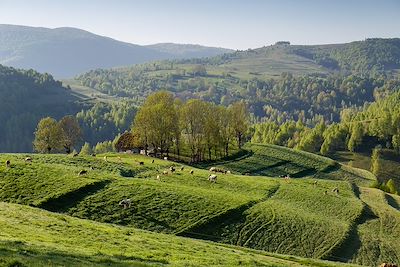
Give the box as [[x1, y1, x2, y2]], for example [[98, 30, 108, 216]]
[[1, 0, 399, 49]]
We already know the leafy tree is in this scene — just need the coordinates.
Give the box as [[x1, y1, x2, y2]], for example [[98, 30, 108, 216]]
[[94, 141, 115, 154], [347, 122, 363, 152], [80, 142, 93, 155], [33, 117, 63, 153], [229, 101, 249, 149], [59, 115, 82, 154], [132, 91, 179, 155], [180, 99, 208, 162], [370, 147, 382, 177], [115, 132, 136, 152], [386, 179, 398, 194]]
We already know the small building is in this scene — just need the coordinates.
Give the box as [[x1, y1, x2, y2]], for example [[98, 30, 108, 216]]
[[275, 41, 290, 46]]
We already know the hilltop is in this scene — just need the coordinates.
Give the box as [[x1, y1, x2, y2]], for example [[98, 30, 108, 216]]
[[0, 144, 398, 266], [0, 24, 232, 78]]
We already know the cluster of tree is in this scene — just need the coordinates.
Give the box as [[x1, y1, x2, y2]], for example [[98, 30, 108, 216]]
[[77, 59, 400, 127], [76, 101, 137, 146], [0, 64, 83, 152], [252, 87, 400, 155], [33, 116, 82, 153], [131, 91, 249, 162], [291, 38, 400, 75]]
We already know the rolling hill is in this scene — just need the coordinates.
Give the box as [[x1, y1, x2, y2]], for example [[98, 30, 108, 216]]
[[0, 24, 232, 78], [0, 202, 359, 267], [1, 144, 398, 266]]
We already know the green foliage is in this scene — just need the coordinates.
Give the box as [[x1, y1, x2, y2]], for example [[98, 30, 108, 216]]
[[76, 101, 137, 146], [132, 92, 248, 162], [94, 141, 115, 154], [33, 117, 64, 153], [59, 115, 82, 154], [385, 179, 398, 194], [80, 142, 93, 155], [0, 65, 82, 152], [371, 147, 382, 176], [132, 91, 179, 155]]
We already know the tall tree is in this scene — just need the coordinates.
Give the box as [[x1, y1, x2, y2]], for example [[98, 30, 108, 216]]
[[180, 99, 207, 162], [59, 115, 82, 154], [33, 117, 63, 153], [229, 101, 249, 149], [132, 91, 178, 155]]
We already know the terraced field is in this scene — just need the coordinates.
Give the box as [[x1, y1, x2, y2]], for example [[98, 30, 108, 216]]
[[0, 144, 398, 266]]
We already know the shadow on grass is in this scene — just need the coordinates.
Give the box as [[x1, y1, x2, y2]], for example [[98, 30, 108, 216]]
[[38, 180, 112, 212]]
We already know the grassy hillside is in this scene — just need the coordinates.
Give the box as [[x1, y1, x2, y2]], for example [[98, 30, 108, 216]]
[[1, 144, 398, 266], [0, 202, 360, 267], [205, 144, 375, 185]]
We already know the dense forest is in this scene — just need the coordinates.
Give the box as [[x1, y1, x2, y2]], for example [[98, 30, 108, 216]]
[[0, 65, 83, 152], [0, 64, 136, 152]]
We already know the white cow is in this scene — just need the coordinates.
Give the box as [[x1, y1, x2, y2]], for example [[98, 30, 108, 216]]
[[208, 174, 217, 183]]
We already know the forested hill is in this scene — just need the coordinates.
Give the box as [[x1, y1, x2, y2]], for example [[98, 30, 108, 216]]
[[0, 24, 232, 78], [75, 38, 400, 126], [0, 64, 138, 152], [0, 65, 85, 152]]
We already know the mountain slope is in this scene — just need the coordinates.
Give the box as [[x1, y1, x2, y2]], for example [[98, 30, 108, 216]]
[[0, 24, 232, 78]]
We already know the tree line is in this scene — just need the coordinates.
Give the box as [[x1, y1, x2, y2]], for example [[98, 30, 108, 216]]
[[252, 89, 400, 155]]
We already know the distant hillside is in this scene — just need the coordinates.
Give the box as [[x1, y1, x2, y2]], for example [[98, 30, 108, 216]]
[[75, 39, 400, 124], [0, 24, 232, 78], [146, 43, 233, 58]]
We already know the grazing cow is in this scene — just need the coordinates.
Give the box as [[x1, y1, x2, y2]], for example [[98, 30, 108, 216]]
[[152, 159, 155, 163], [5, 160, 11, 168], [139, 161, 144, 165], [103, 156, 108, 162], [380, 263, 398, 267], [78, 170, 87, 176], [324, 190, 328, 195], [209, 167, 217, 172], [170, 166, 175, 172], [208, 174, 217, 183], [164, 157, 168, 160], [163, 170, 169, 175], [284, 175, 291, 182], [90, 166, 95, 170], [25, 157, 32, 162], [226, 170, 231, 174], [156, 175, 161, 181], [313, 180, 318, 187], [180, 166, 184, 171], [190, 170, 194, 175], [119, 199, 131, 209]]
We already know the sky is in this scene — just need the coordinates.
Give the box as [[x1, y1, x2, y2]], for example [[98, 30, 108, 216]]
[[0, 0, 399, 49]]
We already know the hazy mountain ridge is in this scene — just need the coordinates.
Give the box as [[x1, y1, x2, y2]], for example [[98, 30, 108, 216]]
[[0, 24, 232, 78]]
